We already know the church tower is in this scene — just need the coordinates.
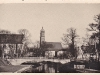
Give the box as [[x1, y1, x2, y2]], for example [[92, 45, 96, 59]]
[[40, 27, 45, 47]]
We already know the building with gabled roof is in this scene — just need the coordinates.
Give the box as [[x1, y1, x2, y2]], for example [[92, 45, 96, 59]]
[[46, 42, 62, 51], [40, 27, 63, 58]]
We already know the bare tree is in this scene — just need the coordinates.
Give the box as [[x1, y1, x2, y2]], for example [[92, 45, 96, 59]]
[[62, 27, 78, 57], [87, 14, 100, 35], [18, 29, 31, 42], [18, 29, 31, 56], [87, 14, 100, 61]]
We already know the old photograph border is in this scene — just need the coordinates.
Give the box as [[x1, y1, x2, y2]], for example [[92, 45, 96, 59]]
[[0, 0, 100, 75]]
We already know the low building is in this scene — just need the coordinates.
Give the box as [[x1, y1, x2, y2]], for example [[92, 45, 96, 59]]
[[45, 42, 63, 58], [0, 34, 24, 58]]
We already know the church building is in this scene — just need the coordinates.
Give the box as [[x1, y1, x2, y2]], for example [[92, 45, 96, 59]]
[[40, 27, 63, 58]]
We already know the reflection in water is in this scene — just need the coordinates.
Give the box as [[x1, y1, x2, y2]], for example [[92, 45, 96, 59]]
[[22, 61, 84, 73], [21, 61, 100, 73], [31, 62, 60, 73]]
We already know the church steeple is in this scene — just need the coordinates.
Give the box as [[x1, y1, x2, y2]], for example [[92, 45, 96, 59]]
[[41, 27, 45, 32], [40, 27, 45, 47]]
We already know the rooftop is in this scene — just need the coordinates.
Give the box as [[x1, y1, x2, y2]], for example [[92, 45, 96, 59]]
[[46, 42, 62, 51]]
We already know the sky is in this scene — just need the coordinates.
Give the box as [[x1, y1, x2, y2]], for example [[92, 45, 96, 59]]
[[0, 3, 100, 43]]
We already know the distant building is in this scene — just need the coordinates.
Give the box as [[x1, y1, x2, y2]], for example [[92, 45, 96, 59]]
[[45, 42, 63, 58], [80, 35, 100, 61], [40, 27, 63, 58], [0, 34, 24, 58]]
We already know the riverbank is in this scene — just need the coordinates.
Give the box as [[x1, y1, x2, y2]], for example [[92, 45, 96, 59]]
[[0, 65, 32, 73], [1, 58, 100, 73], [7, 57, 70, 65]]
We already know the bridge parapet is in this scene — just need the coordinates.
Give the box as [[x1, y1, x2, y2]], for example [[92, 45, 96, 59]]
[[7, 58, 70, 65]]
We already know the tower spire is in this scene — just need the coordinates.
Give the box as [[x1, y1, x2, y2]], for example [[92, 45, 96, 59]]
[[40, 27, 45, 47]]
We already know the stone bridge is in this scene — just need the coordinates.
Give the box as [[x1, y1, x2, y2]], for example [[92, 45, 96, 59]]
[[7, 57, 70, 65]]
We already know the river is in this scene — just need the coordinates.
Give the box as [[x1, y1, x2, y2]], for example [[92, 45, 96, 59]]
[[21, 60, 100, 73]]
